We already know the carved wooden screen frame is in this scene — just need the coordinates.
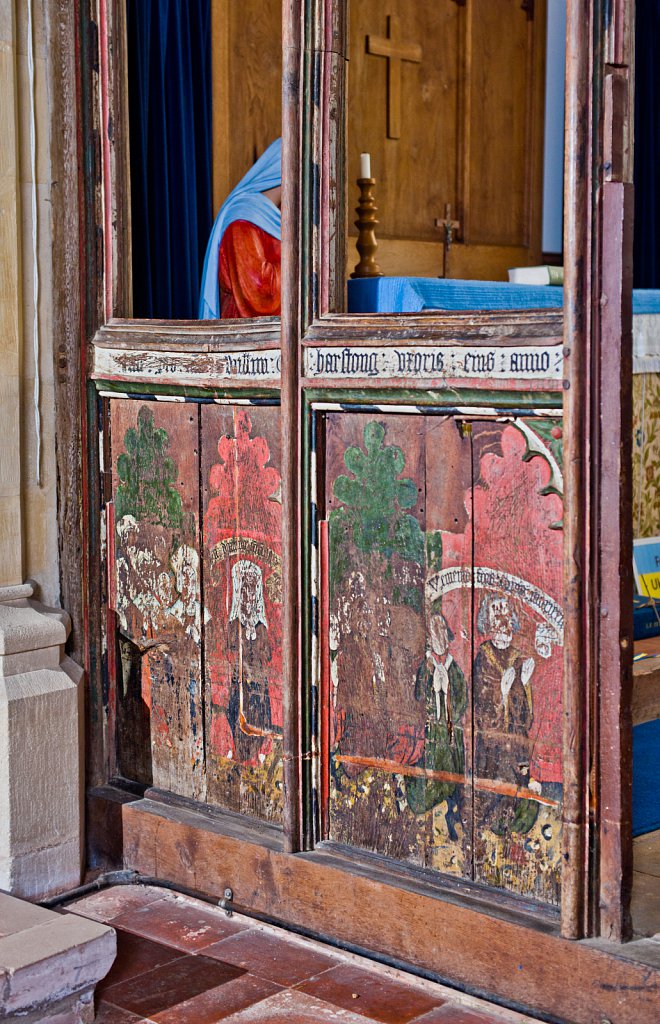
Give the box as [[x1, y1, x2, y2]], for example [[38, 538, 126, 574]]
[[51, 0, 636, 985], [279, 0, 635, 944]]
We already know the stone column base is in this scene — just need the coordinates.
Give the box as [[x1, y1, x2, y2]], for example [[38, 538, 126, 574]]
[[0, 893, 116, 1023], [0, 583, 84, 899]]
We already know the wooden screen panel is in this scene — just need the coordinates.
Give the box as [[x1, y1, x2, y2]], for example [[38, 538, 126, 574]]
[[201, 405, 283, 822], [422, 417, 474, 876], [323, 410, 564, 903], [325, 412, 475, 873], [110, 400, 204, 801], [470, 419, 564, 904]]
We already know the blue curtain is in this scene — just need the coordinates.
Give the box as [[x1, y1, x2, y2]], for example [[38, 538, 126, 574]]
[[633, 0, 660, 288], [127, 0, 212, 318]]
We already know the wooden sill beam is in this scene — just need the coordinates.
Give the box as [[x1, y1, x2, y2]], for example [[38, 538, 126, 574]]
[[122, 797, 660, 1024]]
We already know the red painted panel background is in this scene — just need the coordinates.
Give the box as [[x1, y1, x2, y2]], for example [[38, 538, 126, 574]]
[[202, 406, 284, 822]]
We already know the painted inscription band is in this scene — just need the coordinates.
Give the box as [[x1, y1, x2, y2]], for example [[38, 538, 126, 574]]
[[94, 348, 282, 382], [426, 565, 564, 636], [305, 345, 563, 381]]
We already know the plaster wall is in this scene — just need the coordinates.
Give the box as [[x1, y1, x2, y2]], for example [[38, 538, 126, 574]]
[[0, 0, 59, 606]]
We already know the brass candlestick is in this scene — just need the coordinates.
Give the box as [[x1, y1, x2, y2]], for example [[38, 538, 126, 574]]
[[351, 178, 383, 279]]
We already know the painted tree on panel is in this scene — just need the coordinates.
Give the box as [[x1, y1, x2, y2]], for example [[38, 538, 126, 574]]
[[112, 402, 204, 802], [115, 406, 183, 528], [328, 416, 429, 863]]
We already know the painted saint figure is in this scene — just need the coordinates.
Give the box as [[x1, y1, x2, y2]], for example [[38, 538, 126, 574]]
[[473, 594, 538, 835], [226, 559, 275, 764], [406, 610, 467, 841], [198, 139, 282, 319]]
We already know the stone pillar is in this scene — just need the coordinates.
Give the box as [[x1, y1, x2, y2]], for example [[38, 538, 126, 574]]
[[0, 583, 84, 898], [0, 0, 24, 587], [0, 1, 84, 901]]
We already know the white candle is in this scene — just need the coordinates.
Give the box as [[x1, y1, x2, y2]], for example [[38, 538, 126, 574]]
[[360, 152, 371, 179]]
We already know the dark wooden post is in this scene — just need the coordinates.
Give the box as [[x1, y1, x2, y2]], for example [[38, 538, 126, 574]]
[[562, 0, 594, 941], [280, 0, 304, 854], [596, 0, 635, 944], [563, 0, 634, 941]]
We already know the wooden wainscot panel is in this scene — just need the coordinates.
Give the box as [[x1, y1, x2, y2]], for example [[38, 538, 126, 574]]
[[324, 413, 474, 877], [110, 400, 205, 800], [468, 419, 564, 904], [122, 798, 660, 1024], [325, 412, 429, 862], [322, 411, 565, 906], [201, 406, 284, 822]]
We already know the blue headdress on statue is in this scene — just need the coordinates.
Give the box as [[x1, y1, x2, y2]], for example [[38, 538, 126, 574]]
[[198, 138, 282, 319]]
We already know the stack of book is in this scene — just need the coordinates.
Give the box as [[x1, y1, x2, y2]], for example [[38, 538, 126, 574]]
[[507, 265, 564, 286], [633, 537, 660, 640], [634, 594, 660, 640]]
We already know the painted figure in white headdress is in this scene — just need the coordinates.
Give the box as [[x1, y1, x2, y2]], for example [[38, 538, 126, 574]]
[[229, 559, 268, 641]]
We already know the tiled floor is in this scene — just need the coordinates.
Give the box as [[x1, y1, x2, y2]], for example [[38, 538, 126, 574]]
[[64, 885, 543, 1024]]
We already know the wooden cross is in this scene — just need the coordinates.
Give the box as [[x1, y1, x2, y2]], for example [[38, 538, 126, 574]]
[[367, 15, 422, 140], [434, 204, 461, 278]]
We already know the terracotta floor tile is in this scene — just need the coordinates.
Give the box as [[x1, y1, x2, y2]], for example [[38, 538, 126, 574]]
[[112, 895, 251, 951], [298, 963, 446, 1024], [150, 972, 282, 1023], [219, 987, 381, 1022], [201, 927, 341, 984], [411, 1007, 505, 1024], [101, 953, 245, 1017], [68, 884, 166, 923], [96, 929, 185, 994]]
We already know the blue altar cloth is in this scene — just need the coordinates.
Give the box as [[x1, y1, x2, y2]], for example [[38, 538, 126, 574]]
[[347, 277, 660, 315]]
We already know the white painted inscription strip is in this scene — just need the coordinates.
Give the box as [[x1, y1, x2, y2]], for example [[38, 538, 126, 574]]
[[305, 345, 563, 381], [94, 347, 281, 382]]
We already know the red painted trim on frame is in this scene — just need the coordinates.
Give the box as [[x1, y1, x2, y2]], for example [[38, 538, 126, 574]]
[[319, 518, 330, 838], [98, 0, 113, 319]]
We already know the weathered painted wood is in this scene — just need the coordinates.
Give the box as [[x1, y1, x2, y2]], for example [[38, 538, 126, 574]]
[[418, 416, 473, 876], [201, 405, 284, 822], [323, 410, 565, 902], [110, 400, 205, 800], [469, 420, 564, 905], [94, 347, 281, 387], [325, 411, 427, 860], [326, 412, 428, 863]]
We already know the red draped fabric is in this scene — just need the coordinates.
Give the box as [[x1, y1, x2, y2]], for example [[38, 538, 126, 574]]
[[218, 220, 281, 319]]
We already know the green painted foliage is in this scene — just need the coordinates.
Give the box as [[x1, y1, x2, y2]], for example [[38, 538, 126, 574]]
[[115, 406, 183, 528], [330, 421, 424, 567]]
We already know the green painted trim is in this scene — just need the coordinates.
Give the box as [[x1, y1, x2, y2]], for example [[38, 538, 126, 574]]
[[303, 387, 562, 410], [301, 394, 314, 848], [92, 378, 281, 401]]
